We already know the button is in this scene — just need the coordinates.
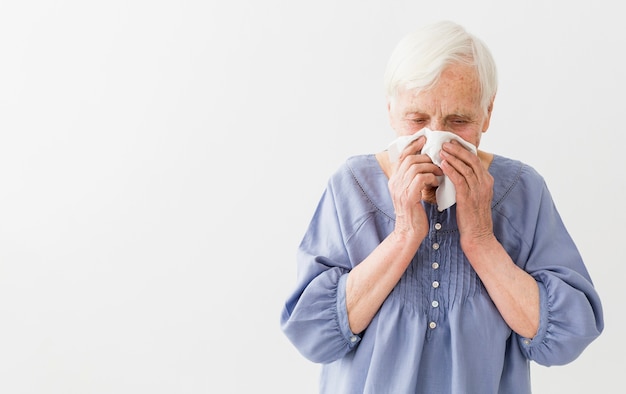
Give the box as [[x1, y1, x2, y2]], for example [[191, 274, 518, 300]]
[[432, 243, 439, 250], [432, 281, 439, 288], [350, 336, 358, 343], [523, 339, 531, 345], [431, 300, 439, 308], [429, 321, 437, 329], [432, 262, 439, 269], [434, 223, 442, 230]]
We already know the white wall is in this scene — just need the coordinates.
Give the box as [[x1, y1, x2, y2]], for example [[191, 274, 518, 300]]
[[0, 1, 622, 393]]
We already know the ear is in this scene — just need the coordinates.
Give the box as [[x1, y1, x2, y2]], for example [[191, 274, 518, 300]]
[[386, 96, 396, 129], [481, 97, 495, 133]]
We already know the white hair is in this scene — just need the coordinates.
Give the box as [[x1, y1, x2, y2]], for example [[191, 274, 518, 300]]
[[383, 20, 498, 113]]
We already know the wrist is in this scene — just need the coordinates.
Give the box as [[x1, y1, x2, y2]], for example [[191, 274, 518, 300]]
[[461, 232, 498, 259], [391, 227, 425, 249]]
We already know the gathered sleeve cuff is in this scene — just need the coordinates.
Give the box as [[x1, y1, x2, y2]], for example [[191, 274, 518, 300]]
[[494, 168, 605, 366], [280, 173, 366, 364], [517, 264, 604, 366], [280, 265, 361, 363]]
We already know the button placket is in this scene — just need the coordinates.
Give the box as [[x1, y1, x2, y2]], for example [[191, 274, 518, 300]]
[[429, 220, 443, 331]]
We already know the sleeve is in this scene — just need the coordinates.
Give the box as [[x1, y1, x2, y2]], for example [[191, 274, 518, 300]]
[[510, 176, 604, 366], [280, 180, 362, 364]]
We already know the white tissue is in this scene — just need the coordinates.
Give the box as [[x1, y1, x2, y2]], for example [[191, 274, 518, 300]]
[[386, 128, 477, 211]]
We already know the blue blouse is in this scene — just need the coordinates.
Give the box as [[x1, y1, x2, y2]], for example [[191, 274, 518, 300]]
[[280, 154, 603, 394]]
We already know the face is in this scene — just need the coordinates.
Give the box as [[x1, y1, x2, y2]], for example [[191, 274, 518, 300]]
[[387, 63, 493, 148]]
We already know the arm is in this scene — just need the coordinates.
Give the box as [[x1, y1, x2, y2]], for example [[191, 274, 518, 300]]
[[345, 230, 420, 333], [280, 147, 437, 362], [461, 235, 540, 338], [346, 136, 441, 333], [440, 141, 603, 364], [440, 141, 539, 338], [282, 136, 444, 362]]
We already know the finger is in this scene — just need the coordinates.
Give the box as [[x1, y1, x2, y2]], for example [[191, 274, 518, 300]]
[[442, 140, 476, 162], [405, 172, 441, 202], [397, 136, 426, 163], [399, 160, 443, 185], [394, 156, 440, 186], [439, 149, 475, 191], [390, 160, 442, 201], [441, 141, 482, 174]]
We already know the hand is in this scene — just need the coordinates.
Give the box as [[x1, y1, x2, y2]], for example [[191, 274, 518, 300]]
[[440, 140, 494, 247], [388, 136, 443, 240]]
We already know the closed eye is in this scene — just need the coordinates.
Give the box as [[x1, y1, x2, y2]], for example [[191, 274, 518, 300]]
[[447, 115, 473, 125]]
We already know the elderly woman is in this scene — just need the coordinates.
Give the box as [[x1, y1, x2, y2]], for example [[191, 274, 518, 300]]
[[280, 20, 603, 393]]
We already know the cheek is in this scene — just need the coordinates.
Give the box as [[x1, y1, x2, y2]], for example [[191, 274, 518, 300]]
[[455, 129, 483, 147], [389, 114, 418, 136], [470, 130, 484, 147], [396, 122, 426, 136], [473, 134, 482, 147]]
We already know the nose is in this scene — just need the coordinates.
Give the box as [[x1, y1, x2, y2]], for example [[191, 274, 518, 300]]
[[429, 119, 445, 131]]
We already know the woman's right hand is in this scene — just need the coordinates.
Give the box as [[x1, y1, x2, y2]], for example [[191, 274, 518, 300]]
[[387, 136, 443, 240]]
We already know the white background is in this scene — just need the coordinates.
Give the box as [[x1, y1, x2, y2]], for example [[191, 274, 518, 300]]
[[0, 1, 623, 393]]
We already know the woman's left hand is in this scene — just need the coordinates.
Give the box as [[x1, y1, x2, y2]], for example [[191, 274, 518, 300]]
[[439, 140, 495, 248]]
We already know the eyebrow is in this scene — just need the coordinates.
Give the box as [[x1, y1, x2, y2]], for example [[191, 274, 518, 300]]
[[403, 111, 474, 119], [446, 113, 473, 119]]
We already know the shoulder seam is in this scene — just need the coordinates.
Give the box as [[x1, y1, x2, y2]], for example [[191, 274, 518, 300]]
[[346, 160, 394, 221], [492, 161, 525, 210]]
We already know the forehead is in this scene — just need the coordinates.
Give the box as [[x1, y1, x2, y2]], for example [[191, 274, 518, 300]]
[[395, 63, 482, 113]]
